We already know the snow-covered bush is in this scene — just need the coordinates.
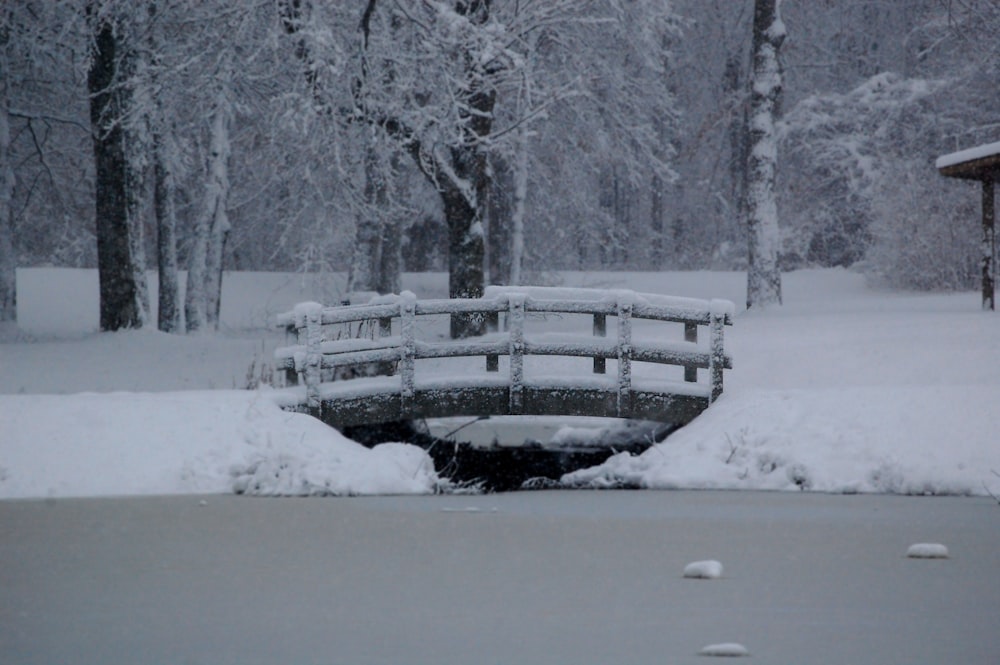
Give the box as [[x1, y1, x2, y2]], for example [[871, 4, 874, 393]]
[[779, 73, 945, 269], [862, 161, 980, 291], [780, 67, 996, 291]]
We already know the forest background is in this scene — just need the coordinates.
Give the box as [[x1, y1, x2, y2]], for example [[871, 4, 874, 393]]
[[2, 0, 998, 333]]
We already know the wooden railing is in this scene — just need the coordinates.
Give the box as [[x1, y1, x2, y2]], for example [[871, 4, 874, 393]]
[[274, 286, 733, 428]]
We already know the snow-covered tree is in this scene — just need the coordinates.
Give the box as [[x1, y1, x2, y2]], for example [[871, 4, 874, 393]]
[[745, 0, 784, 309], [493, 0, 682, 273], [780, 73, 944, 268], [779, 0, 1000, 289], [348, 2, 402, 297], [355, 0, 513, 337]]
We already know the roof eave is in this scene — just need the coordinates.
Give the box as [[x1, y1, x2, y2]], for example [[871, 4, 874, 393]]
[[938, 154, 1000, 181]]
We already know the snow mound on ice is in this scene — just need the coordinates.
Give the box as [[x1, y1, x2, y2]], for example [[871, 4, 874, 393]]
[[698, 642, 749, 657], [229, 396, 440, 496], [232, 441, 438, 496], [906, 543, 949, 559], [684, 560, 724, 579]]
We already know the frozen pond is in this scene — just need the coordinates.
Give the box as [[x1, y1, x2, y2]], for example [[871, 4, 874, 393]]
[[2, 490, 998, 664]]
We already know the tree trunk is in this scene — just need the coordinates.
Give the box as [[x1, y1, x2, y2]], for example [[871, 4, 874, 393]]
[[153, 138, 179, 332], [186, 87, 231, 332], [348, 140, 385, 295], [982, 180, 995, 311], [650, 172, 665, 267], [745, 0, 785, 309], [0, 33, 15, 323], [347, 146, 404, 298], [445, 186, 486, 338], [377, 152, 402, 296], [486, 154, 513, 285], [508, 35, 536, 286], [202, 90, 231, 330], [184, 215, 208, 332], [149, 2, 180, 333], [88, 14, 146, 331]]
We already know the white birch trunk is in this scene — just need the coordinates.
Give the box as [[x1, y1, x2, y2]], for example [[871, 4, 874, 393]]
[[745, 0, 785, 309], [186, 86, 231, 332], [204, 92, 232, 329], [510, 107, 529, 287]]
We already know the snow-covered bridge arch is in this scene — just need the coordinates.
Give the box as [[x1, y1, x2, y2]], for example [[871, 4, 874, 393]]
[[273, 287, 733, 430]]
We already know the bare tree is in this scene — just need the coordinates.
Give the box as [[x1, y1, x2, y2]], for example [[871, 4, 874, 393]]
[[745, 0, 785, 308]]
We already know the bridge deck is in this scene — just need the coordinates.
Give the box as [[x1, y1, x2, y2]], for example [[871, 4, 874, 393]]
[[273, 287, 733, 430], [272, 375, 713, 428]]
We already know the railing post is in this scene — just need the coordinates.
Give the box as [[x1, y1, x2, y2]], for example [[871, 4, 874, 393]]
[[593, 313, 607, 374], [400, 294, 416, 418], [709, 302, 726, 402], [616, 298, 633, 417], [684, 322, 698, 383], [508, 294, 525, 415], [303, 304, 323, 415], [486, 302, 500, 372]]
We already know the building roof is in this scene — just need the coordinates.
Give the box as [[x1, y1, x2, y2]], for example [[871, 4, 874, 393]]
[[936, 140, 1000, 181]]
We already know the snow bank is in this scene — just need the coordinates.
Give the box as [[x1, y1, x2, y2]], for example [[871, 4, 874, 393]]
[[563, 386, 1000, 495], [0, 390, 440, 499]]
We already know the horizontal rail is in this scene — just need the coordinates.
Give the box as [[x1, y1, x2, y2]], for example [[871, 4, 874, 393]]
[[276, 335, 733, 372], [278, 291, 734, 330]]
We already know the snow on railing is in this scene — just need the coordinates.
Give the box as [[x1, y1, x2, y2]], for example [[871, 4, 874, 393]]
[[275, 287, 734, 423]]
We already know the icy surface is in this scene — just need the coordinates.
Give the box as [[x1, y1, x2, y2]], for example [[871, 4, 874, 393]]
[[3, 490, 998, 665]]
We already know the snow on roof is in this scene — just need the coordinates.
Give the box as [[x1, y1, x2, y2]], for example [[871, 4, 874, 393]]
[[935, 140, 1000, 170]]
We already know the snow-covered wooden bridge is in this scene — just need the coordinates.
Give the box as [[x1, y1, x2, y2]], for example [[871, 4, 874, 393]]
[[273, 286, 734, 431]]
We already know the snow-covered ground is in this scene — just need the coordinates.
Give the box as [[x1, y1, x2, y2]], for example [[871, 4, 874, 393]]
[[2, 267, 999, 498]]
